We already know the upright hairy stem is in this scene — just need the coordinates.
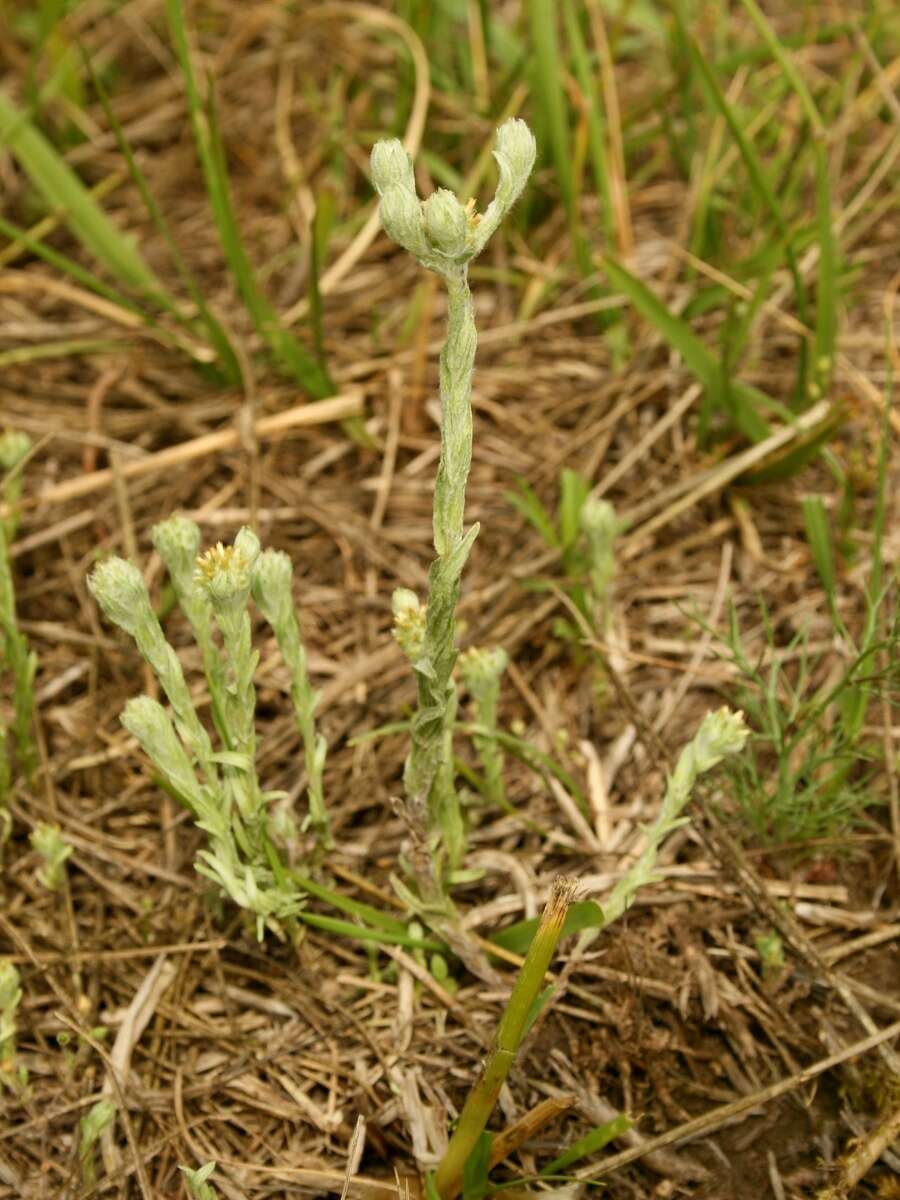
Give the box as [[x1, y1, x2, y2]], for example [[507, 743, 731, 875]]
[[251, 548, 331, 850], [432, 269, 476, 556], [405, 268, 477, 883], [371, 120, 536, 906]]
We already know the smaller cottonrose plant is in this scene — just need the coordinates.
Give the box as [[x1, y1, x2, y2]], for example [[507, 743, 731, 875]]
[[579, 496, 619, 637], [458, 645, 508, 810], [89, 521, 326, 939], [30, 822, 72, 891]]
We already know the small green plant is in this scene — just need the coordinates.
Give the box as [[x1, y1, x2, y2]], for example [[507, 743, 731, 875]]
[[458, 646, 508, 811], [508, 467, 620, 646], [710, 600, 890, 849], [0, 960, 27, 1093], [79, 1099, 116, 1187], [55, 1024, 109, 1083], [30, 822, 72, 890], [755, 929, 786, 979], [88, 520, 328, 939], [371, 119, 536, 917], [180, 1162, 220, 1199], [0, 430, 38, 817]]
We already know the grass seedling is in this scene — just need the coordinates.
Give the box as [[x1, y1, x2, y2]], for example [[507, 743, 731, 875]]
[[0, 431, 38, 802], [78, 1100, 116, 1188], [89, 521, 329, 938], [30, 822, 72, 891], [0, 960, 27, 1093], [713, 600, 890, 850], [371, 120, 535, 913], [431, 876, 578, 1200]]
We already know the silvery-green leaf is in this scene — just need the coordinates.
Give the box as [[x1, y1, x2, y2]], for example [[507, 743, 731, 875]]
[[370, 139, 416, 196]]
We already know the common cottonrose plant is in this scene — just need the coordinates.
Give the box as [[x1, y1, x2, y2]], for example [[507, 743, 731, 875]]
[[371, 120, 536, 918]]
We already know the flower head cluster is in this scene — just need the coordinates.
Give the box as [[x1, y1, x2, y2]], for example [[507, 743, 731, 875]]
[[90, 522, 329, 934], [250, 549, 294, 629], [87, 558, 154, 638], [687, 706, 749, 775], [370, 119, 536, 276], [391, 588, 427, 662], [458, 645, 508, 696], [152, 514, 201, 592], [194, 528, 260, 612]]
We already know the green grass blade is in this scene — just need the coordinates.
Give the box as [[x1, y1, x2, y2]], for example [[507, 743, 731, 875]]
[[506, 480, 559, 549], [524, 0, 606, 312], [673, 12, 791, 243], [165, 0, 331, 396], [0, 212, 140, 311], [739, 403, 845, 485], [491, 899, 604, 955], [715, 22, 853, 73], [541, 1114, 632, 1174], [291, 873, 408, 936], [802, 495, 838, 622], [309, 192, 335, 376], [736, 0, 823, 133], [673, 8, 810, 394], [526, 0, 573, 217], [735, 0, 837, 404], [461, 1132, 492, 1200], [28, 0, 85, 117], [561, 0, 614, 246], [812, 146, 837, 399], [81, 44, 242, 384], [296, 910, 442, 951], [0, 91, 164, 295], [603, 255, 773, 441]]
